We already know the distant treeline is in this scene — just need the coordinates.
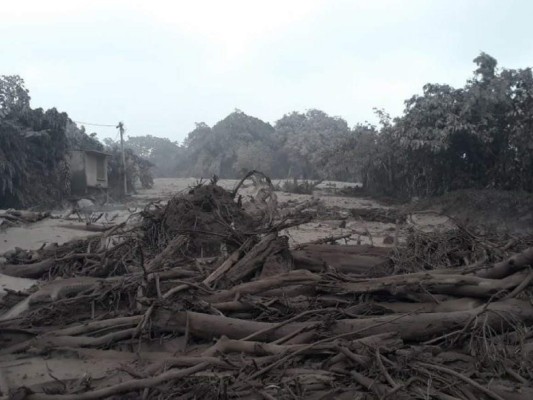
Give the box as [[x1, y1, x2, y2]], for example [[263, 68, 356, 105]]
[[111, 110, 372, 182], [118, 53, 533, 199], [3, 51, 532, 207]]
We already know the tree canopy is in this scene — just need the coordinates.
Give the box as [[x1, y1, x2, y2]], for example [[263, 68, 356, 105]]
[[0, 76, 74, 207], [118, 135, 182, 178], [166, 52, 533, 200], [4, 52, 532, 206], [360, 53, 533, 198]]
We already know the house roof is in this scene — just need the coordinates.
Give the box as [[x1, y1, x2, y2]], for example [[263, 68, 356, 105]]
[[71, 149, 112, 157]]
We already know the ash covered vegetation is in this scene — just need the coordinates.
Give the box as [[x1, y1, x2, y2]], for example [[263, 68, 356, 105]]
[[115, 53, 533, 200], [2, 52, 533, 209]]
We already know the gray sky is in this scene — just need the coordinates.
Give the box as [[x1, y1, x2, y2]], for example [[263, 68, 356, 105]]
[[3, 0, 532, 142]]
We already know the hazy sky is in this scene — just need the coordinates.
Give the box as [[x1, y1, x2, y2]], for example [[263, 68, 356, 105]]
[[3, 0, 532, 142]]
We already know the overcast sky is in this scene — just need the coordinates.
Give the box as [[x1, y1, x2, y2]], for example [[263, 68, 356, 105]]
[[3, 0, 533, 142]]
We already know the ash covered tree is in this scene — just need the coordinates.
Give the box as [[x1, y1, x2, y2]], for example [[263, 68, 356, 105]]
[[122, 135, 183, 177], [274, 109, 352, 180], [0, 76, 88, 207], [0, 75, 30, 119], [361, 52, 533, 198], [180, 111, 279, 178]]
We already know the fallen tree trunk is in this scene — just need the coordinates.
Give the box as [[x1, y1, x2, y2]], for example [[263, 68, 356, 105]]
[[370, 298, 483, 313], [0, 259, 55, 278], [320, 270, 528, 298], [298, 244, 393, 257], [333, 299, 533, 341], [147, 235, 189, 272], [473, 246, 533, 279], [292, 244, 392, 275], [206, 269, 320, 303], [202, 332, 401, 357], [203, 238, 256, 287], [152, 299, 533, 342], [223, 233, 278, 283]]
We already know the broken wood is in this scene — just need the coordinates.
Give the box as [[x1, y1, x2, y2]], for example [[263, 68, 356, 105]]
[[1, 179, 532, 399], [223, 233, 278, 283]]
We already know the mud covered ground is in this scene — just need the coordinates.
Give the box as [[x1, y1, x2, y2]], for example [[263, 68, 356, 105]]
[[0, 177, 531, 400], [140, 178, 455, 247], [0, 178, 451, 254]]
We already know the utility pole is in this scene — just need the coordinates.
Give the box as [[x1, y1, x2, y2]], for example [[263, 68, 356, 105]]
[[116, 122, 127, 196]]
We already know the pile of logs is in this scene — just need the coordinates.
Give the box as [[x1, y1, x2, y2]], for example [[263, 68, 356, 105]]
[[0, 183, 532, 400]]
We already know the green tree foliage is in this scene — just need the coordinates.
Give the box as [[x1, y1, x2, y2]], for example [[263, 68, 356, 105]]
[[362, 53, 533, 198]]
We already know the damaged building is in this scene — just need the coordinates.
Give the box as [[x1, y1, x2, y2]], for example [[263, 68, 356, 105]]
[[68, 149, 110, 196]]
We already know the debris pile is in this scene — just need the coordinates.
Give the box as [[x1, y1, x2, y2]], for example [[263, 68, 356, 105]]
[[141, 182, 257, 256], [0, 180, 532, 400]]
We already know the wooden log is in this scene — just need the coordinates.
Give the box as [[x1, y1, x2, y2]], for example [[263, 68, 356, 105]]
[[298, 244, 392, 256], [320, 270, 528, 299], [292, 245, 392, 275], [333, 299, 533, 342], [202, 335, 337, 356], [206, 270, 320, 303], [152, 299, 533, 342], [371, 298, 483, 313], [473, 246, 533, 279], [0, 259, 54, 278], [146, 235, 188, 272], [259, 237, 293, 278], [203, 238, 256, 287], [223, 233, 278, 283]]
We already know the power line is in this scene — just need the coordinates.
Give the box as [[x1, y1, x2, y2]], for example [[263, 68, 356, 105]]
[[73, 120, 116, 128]]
